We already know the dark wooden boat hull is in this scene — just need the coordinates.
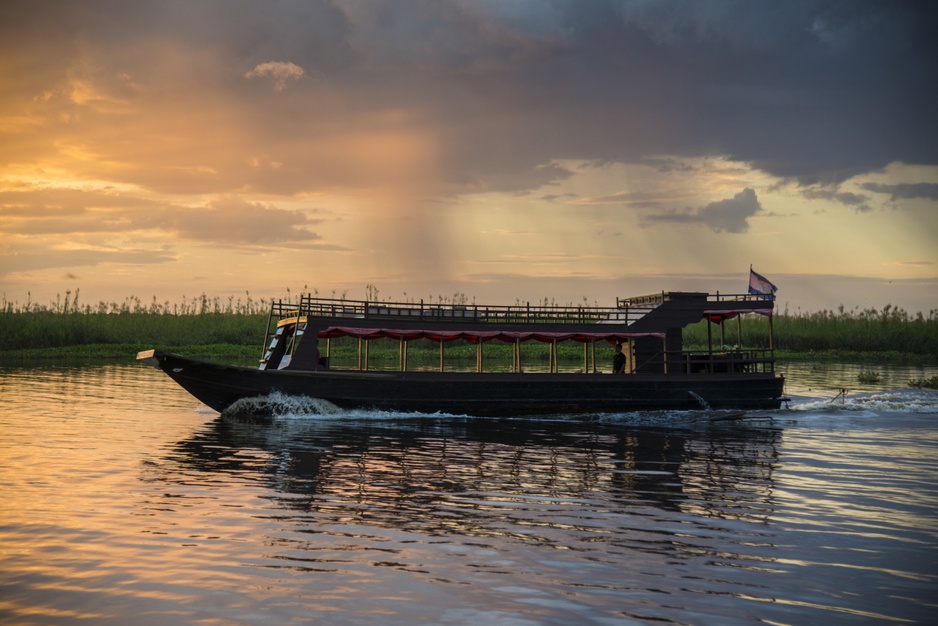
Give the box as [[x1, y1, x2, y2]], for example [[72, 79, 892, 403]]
[[140, 350, 786, 416]]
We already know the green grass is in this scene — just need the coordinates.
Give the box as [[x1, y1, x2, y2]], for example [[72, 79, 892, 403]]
[[1, 343, 261, 361], [682, 304, 938, 360], [2, 302, 936, 365], [0, 311, 267, 353]]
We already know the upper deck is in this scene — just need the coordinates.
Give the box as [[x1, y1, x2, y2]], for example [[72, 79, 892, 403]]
[[268, 291, 774, 331], [259, 291, 778, 375]]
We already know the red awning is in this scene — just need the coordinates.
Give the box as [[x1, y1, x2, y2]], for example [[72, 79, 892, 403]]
[[703, 308, 773, 323], [317, 326, 665, 344]]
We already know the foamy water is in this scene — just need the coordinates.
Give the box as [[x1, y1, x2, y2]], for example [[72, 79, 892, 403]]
[[1, 362, 936, 624]]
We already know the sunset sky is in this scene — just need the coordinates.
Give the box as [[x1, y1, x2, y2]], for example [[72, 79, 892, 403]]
[[2, 1, 936, 314]]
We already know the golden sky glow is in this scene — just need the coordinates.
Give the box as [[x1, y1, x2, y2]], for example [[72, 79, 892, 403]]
[[1, 1, 936, 313]]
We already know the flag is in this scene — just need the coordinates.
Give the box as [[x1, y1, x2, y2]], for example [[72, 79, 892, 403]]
[[748, 266, 777, 297]]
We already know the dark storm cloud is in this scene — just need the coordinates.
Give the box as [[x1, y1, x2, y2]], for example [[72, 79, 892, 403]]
[[801, 187, 872, 212], [646, 187, 763, 233], [3, 0, 936, 195], [861, 182, 938, 202], [326, 0, 938, 188]]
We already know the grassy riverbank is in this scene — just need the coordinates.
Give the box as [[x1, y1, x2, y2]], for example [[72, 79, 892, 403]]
[[682, 305, 938, 355], [1, 304, 936, 365], [0, 311, 267, 357]]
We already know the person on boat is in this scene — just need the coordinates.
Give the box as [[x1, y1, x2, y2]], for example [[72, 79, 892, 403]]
[[612, 342, 626, 374]]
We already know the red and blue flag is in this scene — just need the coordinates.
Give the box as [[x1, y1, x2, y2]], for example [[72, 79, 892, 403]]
[[748, 266, 777, 297]]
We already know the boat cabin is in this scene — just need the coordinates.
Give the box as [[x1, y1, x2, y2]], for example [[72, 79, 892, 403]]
[[258, 292, 776, 377]]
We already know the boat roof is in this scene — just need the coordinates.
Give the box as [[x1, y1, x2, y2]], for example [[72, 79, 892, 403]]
[[317, 326, 665, 343], [271, 291, 773, 333]]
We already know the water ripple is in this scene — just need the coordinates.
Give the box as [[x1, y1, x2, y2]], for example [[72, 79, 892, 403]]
[[1, 364, 936, 624]]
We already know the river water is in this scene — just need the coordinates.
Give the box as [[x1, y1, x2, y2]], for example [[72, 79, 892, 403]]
[[1, 361, 937, 625]]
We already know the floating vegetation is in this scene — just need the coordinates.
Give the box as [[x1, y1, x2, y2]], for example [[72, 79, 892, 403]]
[[857, 371, 882, 385], [908, 375, 938, 390]]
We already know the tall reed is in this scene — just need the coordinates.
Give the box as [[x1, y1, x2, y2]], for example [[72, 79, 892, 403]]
[[683, 304, 938, 355], [0, 291, 270, 352], [3, 291, 936, 358]]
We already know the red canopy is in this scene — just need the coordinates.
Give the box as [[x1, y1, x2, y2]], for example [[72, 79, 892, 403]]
[[317, 326, 664, 344], [703, 308, 773, 323]]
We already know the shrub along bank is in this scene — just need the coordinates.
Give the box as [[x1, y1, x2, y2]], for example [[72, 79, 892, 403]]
[[1, 303, 936, 364]]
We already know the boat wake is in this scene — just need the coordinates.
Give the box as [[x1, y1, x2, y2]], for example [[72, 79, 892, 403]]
[[220, 391, 775, 427], [789, 388, 938, 414], [222, 391, 344, 422], [221, 392, 456, 422]]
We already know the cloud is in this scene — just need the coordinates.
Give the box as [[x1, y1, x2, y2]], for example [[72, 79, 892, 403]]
[[801, 187, 872, 212], [0, 247, 175, 277], [173, 197, 321, 245], [860, 182, 938, 202], [4, 0, 933, 199], [0, 186, 325, 247], [645, 188, 762, 233], [641, 157, 696, 174], [244, 61, 305, 91], [0, 187, 164, 234], [573, 189, 671, 209], [884, 260, 933, 268], [320, 0, 938, 187]]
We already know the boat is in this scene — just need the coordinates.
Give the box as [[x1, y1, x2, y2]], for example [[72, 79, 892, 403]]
[[138, 290, 786, 416]]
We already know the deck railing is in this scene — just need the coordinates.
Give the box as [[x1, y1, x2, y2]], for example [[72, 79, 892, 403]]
[[268, 295, 654, 326], [269, 292, 773, 327], [616, 291, 774, 307], [261, 294, 776, 374], [657, 349, 776, 375]]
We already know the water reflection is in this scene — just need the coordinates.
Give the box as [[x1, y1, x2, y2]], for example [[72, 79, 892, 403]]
[[3, 363, 934, 624], [777, 360, 938, 395], [154, 416, 782, 542]]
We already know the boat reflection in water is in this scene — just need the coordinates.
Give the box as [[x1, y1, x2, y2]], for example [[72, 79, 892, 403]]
[[153, 410, 782, 541], [4, 363, 932, 624]]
